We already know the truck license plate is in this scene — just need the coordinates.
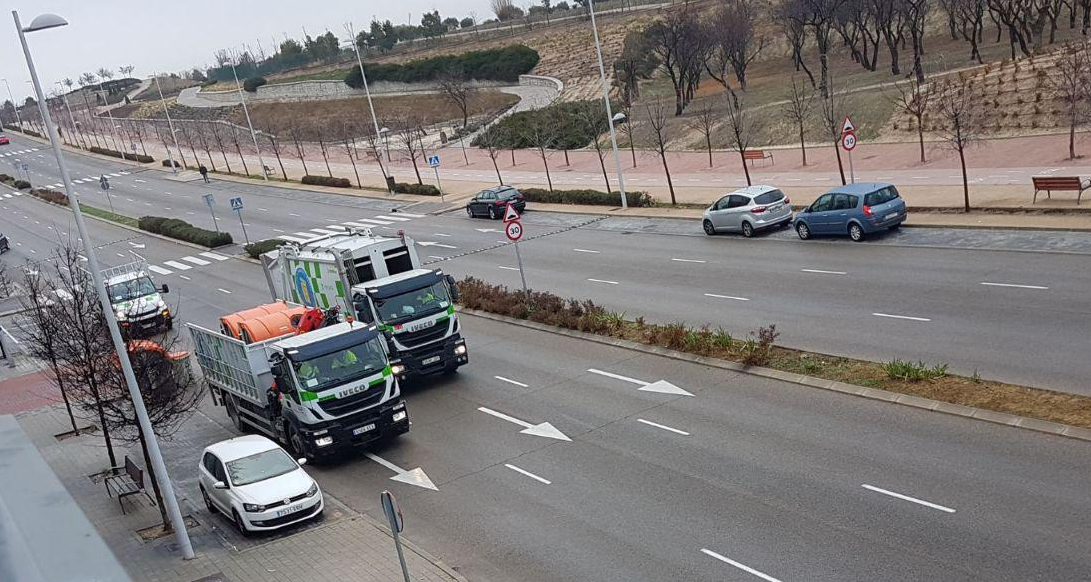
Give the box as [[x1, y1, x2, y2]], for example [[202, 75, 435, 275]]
[[353, 423, 376, 436], [423, 356, 441, 365], [275, 504, 303, 517]]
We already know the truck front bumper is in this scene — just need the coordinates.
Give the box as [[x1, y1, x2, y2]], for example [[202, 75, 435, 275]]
[[119, 310, 172, 337], [301, 399, 411, 459], [398, 335, 468, 377]]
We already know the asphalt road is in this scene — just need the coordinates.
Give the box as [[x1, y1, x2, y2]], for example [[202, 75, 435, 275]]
[[5, 133, 1091, 396], [2, 195, 1091, 581]]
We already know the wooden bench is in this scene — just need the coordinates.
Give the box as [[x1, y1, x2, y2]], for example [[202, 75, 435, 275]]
[[743, 150, 774, 166], [104, 455, 154, 514], [1032, 176, 1089, 204]]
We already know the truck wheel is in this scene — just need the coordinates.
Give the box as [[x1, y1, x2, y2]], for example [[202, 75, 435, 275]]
[[225, 395, 248, 433]]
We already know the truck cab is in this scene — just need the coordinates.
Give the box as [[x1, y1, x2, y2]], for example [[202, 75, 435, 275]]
[[352, 269, 467, 376], [104, 269, 171, 338]]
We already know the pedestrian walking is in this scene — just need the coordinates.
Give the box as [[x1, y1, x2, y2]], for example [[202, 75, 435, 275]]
[[199, 164, 209, 183]]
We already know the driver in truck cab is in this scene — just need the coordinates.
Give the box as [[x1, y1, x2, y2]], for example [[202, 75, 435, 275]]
[[297, 360, 320, 383], [331, 349, 358, 370]]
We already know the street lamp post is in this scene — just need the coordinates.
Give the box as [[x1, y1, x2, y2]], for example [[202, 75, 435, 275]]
[[587, 0, 628, 209], [228, 51, 269, 181], [13, 10, 195, 561], [152, 75, 180, 174], [2, 78, 23, 131], [345, 23, 394, 196]]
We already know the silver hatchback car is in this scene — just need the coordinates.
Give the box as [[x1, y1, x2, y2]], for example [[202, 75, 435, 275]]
[[702, 185, 793, 237]]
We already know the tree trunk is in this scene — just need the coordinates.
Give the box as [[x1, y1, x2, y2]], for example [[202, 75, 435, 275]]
[[563, 149, 570, 166], [834, 138, 846, 185], [738, 151, 752, 186], [234, 132, 251, 176], [597, 150, 612, 193], [629, 136, 637, 167], [1070, 115, 1078, 159], [660, 152, 676, 205], [917, 117, 926, 163], [491, 154, 504, 184], [511, 148, 517, 166], [959, 145, 970, 211], [88, 378, 116, 468], [346, 141, 362, 187], [318, 137, 332, 177], [269, 136, 288, 180], [799, 126, 808, 166], [293, 137, 309, 175], [884, 32, 902, 75], [706, 134, 713, 168], [540, 148, 553, 192], [411, 152, 423, 184], [137, 425, 170, 531]]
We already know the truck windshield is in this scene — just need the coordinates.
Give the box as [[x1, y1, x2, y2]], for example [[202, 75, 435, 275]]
[[374, 283, 451, 325], [107, 277, 156, 303], [291, 337, 388, 392]]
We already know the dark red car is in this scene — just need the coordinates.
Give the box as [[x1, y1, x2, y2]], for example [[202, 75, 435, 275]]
[[0, 136, 9, 145]]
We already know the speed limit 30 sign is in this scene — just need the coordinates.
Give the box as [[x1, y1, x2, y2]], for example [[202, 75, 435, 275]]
[[841, 131, 857, 152], [506, 220, 523, 242]]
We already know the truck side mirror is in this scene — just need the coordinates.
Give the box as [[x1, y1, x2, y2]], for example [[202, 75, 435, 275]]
[[354, 302, 374, 323], [160, 283, 170, 294]]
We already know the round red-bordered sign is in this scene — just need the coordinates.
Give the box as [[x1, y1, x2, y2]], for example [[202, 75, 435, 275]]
[[506, 220, 523, 241], [841, 131, 857, 152]]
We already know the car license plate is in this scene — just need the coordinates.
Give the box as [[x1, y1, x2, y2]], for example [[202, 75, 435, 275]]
[[275, 504, 304, 517], [885, 212, 898, 219], [353, 423, 376, 436], [423, 356, 441, 365]]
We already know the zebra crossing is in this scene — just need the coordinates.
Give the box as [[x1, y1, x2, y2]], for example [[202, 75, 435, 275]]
[[42, 171, 129, 190], [276, 212, 426, 244], [0, 147, 41, 157], [146, 251, 230, 276]]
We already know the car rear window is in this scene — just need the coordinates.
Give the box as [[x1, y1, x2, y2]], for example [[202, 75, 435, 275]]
[[753, 191, 785, 205], [864, 186, 900, 206], [497, 188, 519, 200]]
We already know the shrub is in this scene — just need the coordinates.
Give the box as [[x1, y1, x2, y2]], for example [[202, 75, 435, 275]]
[[883, 359, 949, 382], [345, 45, 539, 87], [394, 182, 441, 196], [162, 159, 182, 168], [89, 146, 154, 163], [471, 100, 608, 149], [245, 239, 284, 258], [741, 325, 779, 366], [138, 215, 232, 247], [13, 180, 31, 190], [301, 175, 351, 188], [520, 188, 654, 207], [243, 76, 268, 92], [30, 188, 67, 204], [0, 174, 13, 185]]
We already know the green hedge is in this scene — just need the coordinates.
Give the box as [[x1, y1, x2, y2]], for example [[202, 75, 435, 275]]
[[139, 216, 233, 247], [245, 239, 283, 258], [521, 188, 654, 208], [301, 175, 351, 188], [89, 146, 154, 163], [471, 100, 606, 150], [0, 174, 13, 185], [162, 159, 182, 168], [243, 76, 268, 92], [13, 180, 31, 190], [30, 188, 67, 204], [346, 45, 538, 87], [394, 182, 441, 196]]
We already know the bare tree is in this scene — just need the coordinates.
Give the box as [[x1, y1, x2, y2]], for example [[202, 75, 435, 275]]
[[179, 124, 201, 170], [617, 101, 639, 167], [316, 129, 334, 177], [645, 98, 677, 205], [394, 111, 425, 184], [342, 122, 363, 187], [522, 110, 559, 191], [793, 0, 847, 98], [689, 101, 718, 168], [614, 31, 660, 107], [118, 65, 135, 77], [644, 4, 707, 115], [778, 2, 817, 87], [478, 124, 506, 184], [18, 266, 79, 435], [936, 73, 985, 211], [1052, 41, 1091, 159], [574, 102, 613, 192], [705, 0, 766, 92], [820, 90, 848, 185], [438, 71, 475, 129], [723, 92, 760, 186], [287, 121, 311, 176], [198, 123, 221, 172], [951, 0, 986, 63], [905, 0, 930, 83], [229, 125, 252, 176], [782, 76, 816, 166], [890, 76, 936, 163]]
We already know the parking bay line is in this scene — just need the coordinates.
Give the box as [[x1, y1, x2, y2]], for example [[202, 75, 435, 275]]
[[671, 258, 706, 263], [980, 281, 1049, 290], [637, 418, 690, 436], [801, 268, 847, 275], [705, 293, 749, 301], [862, 484, 956, 513], [573, 248, 600, 254], [872, 312, 931, 322], [700, 549, 783, 582], [504, 464, 551, 485], [587, 278, 619, 285]]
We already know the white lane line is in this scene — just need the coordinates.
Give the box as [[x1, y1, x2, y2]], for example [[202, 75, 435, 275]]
[[980, 281, 1049, 290], [705, 293, 749, 301], [162, 260, 191, 271], [200, 252, 230, 261], [289, 212, 300, 217], [504, 464, 551, 485], [179, 274, 191, 280], [125, 198, 134, 202], [700, 549, 783, 582], [801, 268, 847, 275], [272, 228, 286, 233], [498, 266, 520, 271], [586, 368, 647, 386], [587, 278, 619, 285], [872, 312, 931, 322], [165, 207, 172, 211], [573, 248, 600, 254], [217, 288, 233, 294], [426, 242, 457, 249], [134, 179, 146, 183], [494, 375, 529, 388], [862, 484, 956, 513], [180, 256, 211, 266], [428, 255, 446, 260], [354, 218, 392, 225], [278, 234, 311, 243], [394, 211, 425, 218], [433, 233, 451, 237], [671, 258, 706, 263], [258, 208, 268, 212], [375, 214, 411, 222], [116, 253, 125, 258], [148, 265, 172, 275], [637, 418, 690, 436]]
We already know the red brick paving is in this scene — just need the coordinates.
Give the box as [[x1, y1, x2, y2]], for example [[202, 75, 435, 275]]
[[0, 370, 60, 414]]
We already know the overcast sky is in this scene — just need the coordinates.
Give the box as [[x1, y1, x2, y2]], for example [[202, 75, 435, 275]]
[[3, 0, 491, 104]]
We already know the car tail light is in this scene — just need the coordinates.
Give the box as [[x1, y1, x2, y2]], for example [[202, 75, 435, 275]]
[[751, 206, 767, 214], [783, 197, 790, 205], [862, 205, 873, 216]]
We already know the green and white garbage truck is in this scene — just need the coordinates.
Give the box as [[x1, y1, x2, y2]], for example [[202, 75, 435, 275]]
[[260, 227, 468, 377], [186, 312, 410, 461], [101, 257, 173, 338]]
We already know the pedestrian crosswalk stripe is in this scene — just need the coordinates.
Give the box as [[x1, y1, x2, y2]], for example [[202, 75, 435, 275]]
[[277, 234, 311, 243], [310, 228, 340, 235], [108, 173, 121, 177], [354, 218, 392, 225], [374, 214, 410, 222], [12, 192, 22, 196], [393, 212, 424, 218], [148, 265, 172, 275], [325, 225, 348, 231], [291, 231, 315, 239], [162, 260, 191, 270], [199, 252, 229, 261], [181, 256, 211, 266], [341, 221, 372, 228], [3, 194, 11, 199]]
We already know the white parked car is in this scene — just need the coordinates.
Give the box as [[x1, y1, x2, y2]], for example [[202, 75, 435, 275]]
[[198, 435, 323, 536]]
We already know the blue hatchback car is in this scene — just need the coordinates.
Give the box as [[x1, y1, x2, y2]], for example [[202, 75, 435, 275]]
[[793, 183, 907, 242]]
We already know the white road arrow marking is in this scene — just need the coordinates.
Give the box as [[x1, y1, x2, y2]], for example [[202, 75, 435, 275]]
[[418, 241, 457, 249], [126, 242, 145, 249], [586, 368, 693, 396], [364, 452, 438, 491], [478, 407, 571, 441]]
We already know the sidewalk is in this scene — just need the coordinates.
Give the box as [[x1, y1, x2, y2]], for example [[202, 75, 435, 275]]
[[15, 397, 466, 582]]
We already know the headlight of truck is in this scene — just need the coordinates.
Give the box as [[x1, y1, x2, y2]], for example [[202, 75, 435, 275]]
[[305, 483, 319, 497], [314, 436, 334, 447], [392, 411, 407, 423], [115, 310, 126, 320], [156, 300, 165, 309], [243, 503, 265, 513], [390, 363, 406, 376], [454, 344, 467, 355]]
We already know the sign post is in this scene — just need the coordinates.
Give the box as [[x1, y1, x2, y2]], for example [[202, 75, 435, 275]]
[[380, 490, 411, 582], [841, 116, 857, 184], [203, 193, 220, 233], [427, 154, 444, 202], [504, 203, 528, 297], [230, 196, 249, 245], [99, 174, 114, 212]]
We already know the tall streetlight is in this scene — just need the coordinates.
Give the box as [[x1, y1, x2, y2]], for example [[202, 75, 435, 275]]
[[587, 0, 628, 209], [152, 75, 181, 174], [345, 23, 394, 196], [228, 49, 268, 181], [13, 10, 195, 561], [2, 78, 23, 131]]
